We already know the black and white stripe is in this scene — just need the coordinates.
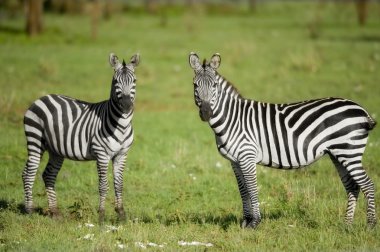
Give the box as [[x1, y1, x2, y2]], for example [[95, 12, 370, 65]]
[[189, 52, 376, 228], [22, 53, 140, 222]]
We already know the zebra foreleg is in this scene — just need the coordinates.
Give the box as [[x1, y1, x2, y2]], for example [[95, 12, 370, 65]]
[[238, 160, 261, 229], [112, 154, 127, 222], [231, 162, 253, 228], [42, 154, 64, 218], [96, 157, 110, 223], [22, 152, 43, 214]]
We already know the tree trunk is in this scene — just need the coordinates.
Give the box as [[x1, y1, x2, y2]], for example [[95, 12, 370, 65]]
[[25, 0, 43, 36], [356, 0, 368, 26], [145, 0, 155, 14], [104, 0, 112, 20], [248, 0, 256, 13], [90, 0, 102, 40]]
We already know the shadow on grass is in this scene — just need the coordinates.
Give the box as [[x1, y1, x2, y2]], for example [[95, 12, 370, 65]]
[[0, 25, 24, 35], [357, 35, 380, 42], [262, 209, 286, 220], [262, 205, 319, 229], [326, 34, 380, 43], [0, 198, 44, 215], [137, 211, 239, 231], [185, 212, 239, 231], [138, 208, 318, 230]]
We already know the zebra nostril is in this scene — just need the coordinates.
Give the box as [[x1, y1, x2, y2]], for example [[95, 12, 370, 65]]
[[120, 94, 133, 112], [199, 102, 212, 121]]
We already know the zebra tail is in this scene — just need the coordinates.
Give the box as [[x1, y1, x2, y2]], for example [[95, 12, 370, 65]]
[[366, 115, 377, 131]]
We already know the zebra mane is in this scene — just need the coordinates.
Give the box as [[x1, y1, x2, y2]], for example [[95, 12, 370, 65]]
[[122, 60, 126, 67], [217, 72, 243, 99], [202, 59, 207, 68]]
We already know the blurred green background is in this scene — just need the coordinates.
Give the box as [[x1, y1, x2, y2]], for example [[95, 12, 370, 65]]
[[0, 1, 380, 251]]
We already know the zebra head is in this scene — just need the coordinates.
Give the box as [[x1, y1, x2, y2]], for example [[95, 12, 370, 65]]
[[189, 52, 221, 122], [109, 53, 140, 114]]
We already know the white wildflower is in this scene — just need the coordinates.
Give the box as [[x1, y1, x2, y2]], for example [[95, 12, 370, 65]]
[[116, 241, 126, 249], [85, 223, 95, 228], [215, 161, 222, 168], [147, 242, 164, 248], [189, 173, 197, 180], [135, 242, 165, 249], [178, 240, 213, 247], [135, 242, 146, 249], [81, 233, 94, 240], [105, 225, 119, 233]]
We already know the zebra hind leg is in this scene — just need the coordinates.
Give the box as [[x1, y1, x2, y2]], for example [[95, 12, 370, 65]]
[[329, 152, 376, 228], [329, 153, 360, 225], [42, 154, 64, 218]]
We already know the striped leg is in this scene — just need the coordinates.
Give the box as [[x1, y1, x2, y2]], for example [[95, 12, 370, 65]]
[[96, 157, 110, 223], [237, 153, 261, 229], [22, 150, 43, 214], [112, 154, 126, 221], [231, 162, 253, 227], [329, 153, 360, 225], [42, 154, 64, 217], [330, 151, 376, 227]]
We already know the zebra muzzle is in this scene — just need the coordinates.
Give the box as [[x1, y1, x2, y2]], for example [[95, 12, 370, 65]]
[[120, 94, 133, 113], [199, 102, 212, 121]]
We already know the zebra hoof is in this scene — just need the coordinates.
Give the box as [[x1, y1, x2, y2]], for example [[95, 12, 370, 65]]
[[47, 208, 62, 219], [98, 210, 106, 224], [116, 208, 126, 222], [241, 216, 261, 229], [367, 218, 377, 229], [241, 218, 259, 229], [24, 207, 34, 214]]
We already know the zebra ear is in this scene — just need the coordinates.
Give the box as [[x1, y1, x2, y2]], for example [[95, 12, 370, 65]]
[[129, 53, 140, 68], [109, 53, 122, 70], [210, 53, 221, 70], [189, 52, 202, 71]]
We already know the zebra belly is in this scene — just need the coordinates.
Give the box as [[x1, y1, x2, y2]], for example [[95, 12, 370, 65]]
[[258, 149, 326, 169], [43, 131, 95, 161]]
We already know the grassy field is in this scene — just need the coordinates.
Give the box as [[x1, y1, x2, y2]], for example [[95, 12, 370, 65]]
[[1, 2, 380, 251]]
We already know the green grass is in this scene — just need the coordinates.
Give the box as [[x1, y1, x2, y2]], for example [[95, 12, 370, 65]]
[[1, 2, 380, 251]]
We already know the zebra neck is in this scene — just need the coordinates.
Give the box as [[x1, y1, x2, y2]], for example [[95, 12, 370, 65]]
[[216, 73, 242, 100], [107, 99, 133, 126], [209, 74, 242, 126]]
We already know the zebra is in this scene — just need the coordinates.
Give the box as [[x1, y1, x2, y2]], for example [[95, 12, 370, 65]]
[[188, 52, 377, 229], [22, 53, 139, 222]]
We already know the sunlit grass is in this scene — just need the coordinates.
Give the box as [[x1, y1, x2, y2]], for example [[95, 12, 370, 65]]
[[1, 2, 380, 251]]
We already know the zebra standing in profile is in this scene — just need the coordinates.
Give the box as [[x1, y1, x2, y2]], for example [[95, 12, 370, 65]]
[[22, 53, 139, 222], [189, 52, 377, 229]]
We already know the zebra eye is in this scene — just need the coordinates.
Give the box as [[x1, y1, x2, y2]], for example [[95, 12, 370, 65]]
[[195, 98, 201, 106]]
